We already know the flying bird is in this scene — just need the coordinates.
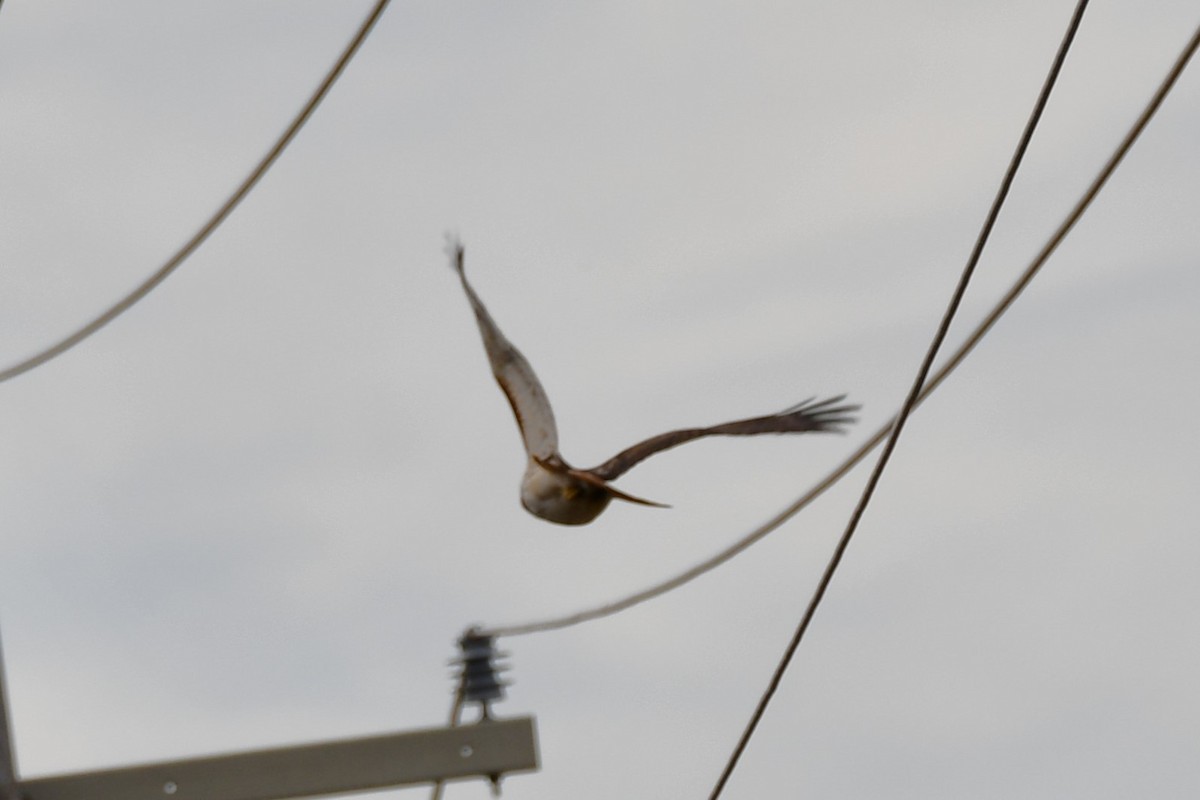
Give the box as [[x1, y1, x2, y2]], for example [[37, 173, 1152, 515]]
[[447, 238, 857, 525]]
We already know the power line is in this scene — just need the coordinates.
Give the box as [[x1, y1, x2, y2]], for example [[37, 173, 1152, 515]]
[[0, 0, 392, 386], [480, 8, 1200, 644], [707, 0, 1093, 794]]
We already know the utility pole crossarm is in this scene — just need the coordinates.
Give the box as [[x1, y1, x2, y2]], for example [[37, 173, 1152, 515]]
[[20, 717, 538, 800]]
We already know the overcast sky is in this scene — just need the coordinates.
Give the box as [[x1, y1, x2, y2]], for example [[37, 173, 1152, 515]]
[[2, 1, 1198, 798]]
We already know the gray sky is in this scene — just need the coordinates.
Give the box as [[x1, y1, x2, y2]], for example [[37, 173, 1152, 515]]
[[2, 1, 1198, 798]]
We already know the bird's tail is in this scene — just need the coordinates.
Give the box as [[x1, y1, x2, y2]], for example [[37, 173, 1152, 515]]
[[568, 466, 671, 509], [605, 483, 671, 508]]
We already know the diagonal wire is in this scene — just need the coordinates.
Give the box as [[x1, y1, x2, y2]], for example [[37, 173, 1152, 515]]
[[709, 6, 1200, 797], [481, 9, 1200, 643], [0, 633, 18, 800], [0, 0, 392, 385]]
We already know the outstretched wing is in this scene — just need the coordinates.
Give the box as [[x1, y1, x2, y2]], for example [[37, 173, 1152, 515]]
[[448, 238, 558, 460], [585, 395, 858, 481]]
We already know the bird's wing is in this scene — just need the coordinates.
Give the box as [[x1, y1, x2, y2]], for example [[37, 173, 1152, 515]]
[[449, 238, 559, 460], [585, 395, 858, 481]]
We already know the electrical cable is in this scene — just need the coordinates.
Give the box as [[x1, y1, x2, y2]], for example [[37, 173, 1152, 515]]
[[0, 633, 18, 800], [480, 10, 1200, 644], [708, 1, 1095, 794], [0, 0, 392, 385]]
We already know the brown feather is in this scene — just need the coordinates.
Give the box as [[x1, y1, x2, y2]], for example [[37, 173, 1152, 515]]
[[585, 395, 858, 481], [449, 238, 560, 460]]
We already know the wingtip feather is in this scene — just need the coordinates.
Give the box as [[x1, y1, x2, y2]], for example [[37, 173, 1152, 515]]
[[780, 394, 860, 433]]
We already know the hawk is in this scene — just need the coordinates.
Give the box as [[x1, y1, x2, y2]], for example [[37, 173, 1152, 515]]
[[448, 239, 857, 525]]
